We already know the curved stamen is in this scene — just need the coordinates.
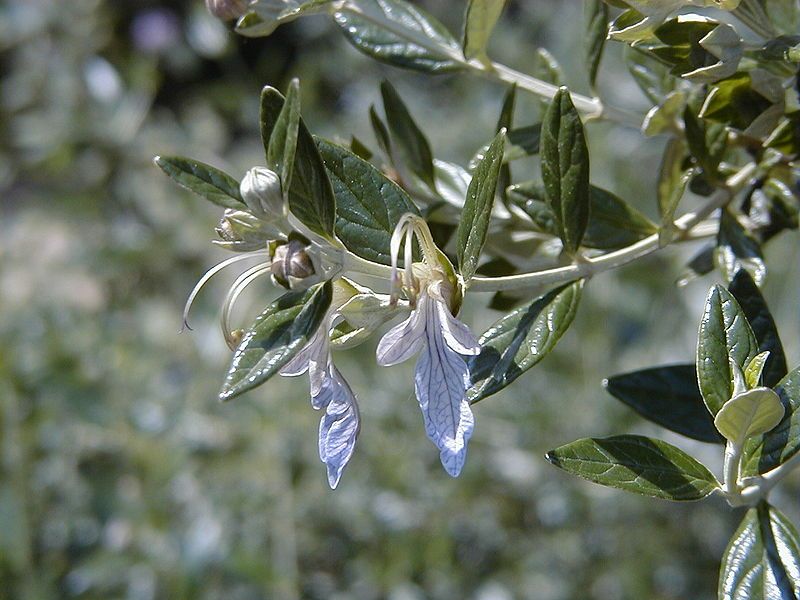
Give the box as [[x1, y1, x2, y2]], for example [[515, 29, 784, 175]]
[[221, 263, 273, 349], [181, 251, 270, 331]]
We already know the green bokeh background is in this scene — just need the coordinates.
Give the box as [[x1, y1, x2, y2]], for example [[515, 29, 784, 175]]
[[1, 1, 798, 598]]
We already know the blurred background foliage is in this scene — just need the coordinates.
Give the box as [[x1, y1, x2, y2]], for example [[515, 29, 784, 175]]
[[1, 0, 799, 598]]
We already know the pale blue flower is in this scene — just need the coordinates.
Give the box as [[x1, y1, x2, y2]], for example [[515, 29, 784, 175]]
[[377, 279, 480, 477], [281, 312, 360, 489]]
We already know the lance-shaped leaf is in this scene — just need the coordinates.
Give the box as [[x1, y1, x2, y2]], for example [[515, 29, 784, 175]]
[[462, 0, 507, 62], [236, 0, 334, 38], [696, 285, 758, 415], [154, 156, 244, 209], [719, 503, 800, 600], [626, 45, 676, 105], [260, 86, 336, 239], [457, 130, 505, 282], [586, 0, 609, 90], [532, 48, 563, 116], [715, 208, 766, 286], [714, 387, 784, 445], [743, 365, 800, 476], [380, 80, 436, 191], [541, 87, 591, 255], [220, 281, 333, 401], [729, 270, 787, 388], [509, 183, 656, 250], [545, 435, 719, 501], [684, 106, 727, 182], [605, 364, 724, 444], [657, 137, 691, 243], [334, 0, 464, 73], [266, 78, 300, 198], [496, 84, 516, 206], [316, 138, 420, 265], [468, 280, 583, 403]]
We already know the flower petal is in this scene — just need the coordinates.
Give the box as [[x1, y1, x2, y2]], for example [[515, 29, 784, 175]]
[[316, 365, 360, 489], [414, 297, 474, 477], [434, 296, 480, 356], [280, 321, 330, 399], [376, 293, 427, 366]]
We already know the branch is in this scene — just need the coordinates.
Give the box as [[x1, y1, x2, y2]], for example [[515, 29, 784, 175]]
[[333, 1, 643, 128], [467, 162, 758, 293]]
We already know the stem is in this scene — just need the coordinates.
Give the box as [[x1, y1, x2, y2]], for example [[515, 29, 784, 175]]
[[333, 1, 642, 128], [467, 162, 758, 293], [722, 441, 743, 497], [739, 451, 800, 504]]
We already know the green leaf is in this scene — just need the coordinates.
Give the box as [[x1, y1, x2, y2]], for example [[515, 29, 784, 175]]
[[496, 84, 516, 206], [334, 0, 464, 73], [219, 281, 333, 401], [586, 0, 609, 90], [545, 435, 719, 501], [715, 209, 766, 287], [266, 78, 301, 197], [541, 87, 591, 255], [380, 80, 436, 191], [626, 45, 676, 105], [235, 0, 334, 37], [745, 352, 771, 389], [729, 269, 787, 388], [509, 183, 656, 250], [684, 106, 727, 182], [696, 285, 759, 416], [743, 365, 800, 476], [369, 105, 393, 160], [468, 280, 583, 403], [260, 86, 337, 239], [605, 364, 724, 444], [719, 503, 800, 600], [531, 48, 564, 116], [457, 130, 505, 282], [462, 0, 507, 62], [316, 138, 420, 265], [657, 137, 691, 242], [154, 156, 244, 209], [714, 387, 784, 444]]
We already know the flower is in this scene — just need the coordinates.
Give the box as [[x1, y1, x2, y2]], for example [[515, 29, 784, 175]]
[[280, 307, 360, 489], [376, 215, 480, 477]]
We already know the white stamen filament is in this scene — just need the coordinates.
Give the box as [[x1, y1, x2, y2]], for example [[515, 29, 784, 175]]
[[181, 251, 270, 331], [221, 262, 273, 349]]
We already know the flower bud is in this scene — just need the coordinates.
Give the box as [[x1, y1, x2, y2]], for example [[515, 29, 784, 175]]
[[205, 0, 247, 21], [215, 209, 274, 252], [270, 239, 319, 290], [240, 167, 283, 220]]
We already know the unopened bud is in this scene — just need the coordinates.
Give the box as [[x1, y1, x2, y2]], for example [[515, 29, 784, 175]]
[[270, 239, 318, 289], [215, 209, 273, 252], [205, 0, 248, 21], [240, 167, 283, 219]]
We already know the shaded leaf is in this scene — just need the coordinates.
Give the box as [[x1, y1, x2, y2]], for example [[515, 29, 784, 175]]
[[154, 156, 243, 209], [743, 365, 800, 476], [509, 182, 656, 250], [334, 0, 464, 73], [719, 503, 800, 600], [729, 269, 787, 388], [605, 364, 724, 444], [317, 138, 420, 265], [468, 280, 583, 403], [457, 130, 505, 282], [545, 435, 719, 501], [586, 0, 609, 90], [220, 281, 333, 401], [260, 86, 337, 238], [462, 0, 507, 62], [541, 88, 591, 255], [715, 209, 766, 287], [266, 78, 301, 196], [380, 80, 436, 191]]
